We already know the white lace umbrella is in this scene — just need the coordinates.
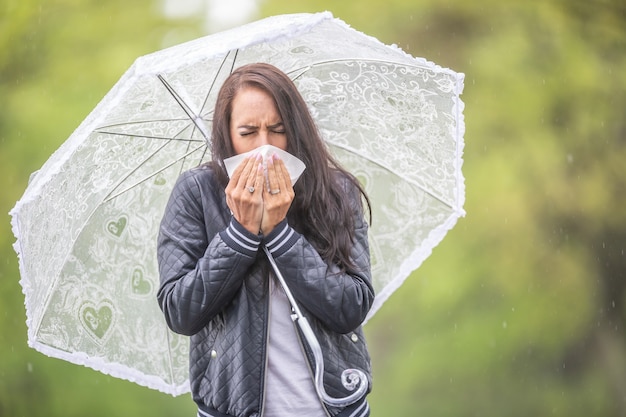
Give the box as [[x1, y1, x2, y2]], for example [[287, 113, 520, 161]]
[[10, 12, 465, 395]]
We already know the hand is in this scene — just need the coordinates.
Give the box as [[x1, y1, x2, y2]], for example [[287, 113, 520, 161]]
[[225, 154, 265, 234], [260, 153, 295, 235]]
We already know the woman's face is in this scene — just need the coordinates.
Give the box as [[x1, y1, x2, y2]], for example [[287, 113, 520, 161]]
[[229, 86, 288, 155]]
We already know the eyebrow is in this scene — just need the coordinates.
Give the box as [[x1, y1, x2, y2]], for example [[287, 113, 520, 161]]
[[237, 122, 284, 130], [237, 125, 257, 130]]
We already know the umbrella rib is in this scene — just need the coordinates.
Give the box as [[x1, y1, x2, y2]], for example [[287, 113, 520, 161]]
[[96, 117, 207, 130], [103, 142, 205, 203], [95, 130, 204, 143], [199, 49, 239, 120], [174, 130, 209, 179], [95, 116, 206, 144], [328, 141, 458, 211], [157, 74, 211, 141], [195, 146, 210, 172]]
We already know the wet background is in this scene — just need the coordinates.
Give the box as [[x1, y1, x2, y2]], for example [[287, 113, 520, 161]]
[[1, 0, 625, 415]]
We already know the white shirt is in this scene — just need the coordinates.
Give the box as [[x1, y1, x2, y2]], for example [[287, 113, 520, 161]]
[[263, 277, 328, 417]]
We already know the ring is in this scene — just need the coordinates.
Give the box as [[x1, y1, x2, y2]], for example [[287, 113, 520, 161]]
[[247, 186, 255, 193], [270, 189, 281, 195]]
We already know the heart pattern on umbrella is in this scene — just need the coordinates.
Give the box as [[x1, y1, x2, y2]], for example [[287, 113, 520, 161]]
[[106, 216, 127, 237], [153, 173, 167, 186], [79, 301, 115, 342], [131, 268, 152, 297]]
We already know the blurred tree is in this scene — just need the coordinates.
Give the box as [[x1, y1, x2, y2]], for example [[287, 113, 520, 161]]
[[535, 1, 626, 414], [256, 1, 626, 416], [0, 0, 203, 415]]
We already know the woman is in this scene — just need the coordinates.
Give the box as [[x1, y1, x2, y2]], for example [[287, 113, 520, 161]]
[[157, 63, 374, 417]]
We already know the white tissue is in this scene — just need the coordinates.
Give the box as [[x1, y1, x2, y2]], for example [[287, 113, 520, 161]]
[[223, 145, 306, 186]]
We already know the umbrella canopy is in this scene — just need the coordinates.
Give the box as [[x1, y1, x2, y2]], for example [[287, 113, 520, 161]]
[[10, 12, 465, 395]]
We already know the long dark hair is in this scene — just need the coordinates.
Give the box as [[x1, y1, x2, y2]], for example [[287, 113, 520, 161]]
[[210, 63, 371, 272]]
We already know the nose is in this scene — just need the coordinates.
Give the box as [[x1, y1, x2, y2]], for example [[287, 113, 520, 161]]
[[258, 131, 269, 147]]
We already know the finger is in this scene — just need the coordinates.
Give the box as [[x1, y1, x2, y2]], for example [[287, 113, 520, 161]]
[[252, 161, 264, 195], [229, 159, 264, 234], [273, 156, 293, 192], [265, 153, 281, 195], [241, 154, 262, 191], [240, 159, 264, 197], [226, 156, 260, 207], [227, 156, 252, 193]]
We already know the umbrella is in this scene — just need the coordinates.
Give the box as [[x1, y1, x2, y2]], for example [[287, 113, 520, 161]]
[[10, 11, 465, 396]]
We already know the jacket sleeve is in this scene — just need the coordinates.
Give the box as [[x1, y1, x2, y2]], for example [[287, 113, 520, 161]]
[[266, 178, 374, 334], [156, 168, 261, 336]]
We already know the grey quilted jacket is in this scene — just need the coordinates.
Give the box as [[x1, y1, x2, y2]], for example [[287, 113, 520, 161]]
[[157, 165, 374, 417]]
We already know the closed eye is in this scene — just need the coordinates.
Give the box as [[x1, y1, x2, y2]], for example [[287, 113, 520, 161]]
[[268, 122, 285, 134]]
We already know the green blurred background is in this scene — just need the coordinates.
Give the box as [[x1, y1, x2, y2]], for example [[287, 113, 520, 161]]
[[1, 0, 625, 415]]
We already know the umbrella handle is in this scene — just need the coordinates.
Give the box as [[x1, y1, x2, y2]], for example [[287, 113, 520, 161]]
[[263, 246, 368, 407]]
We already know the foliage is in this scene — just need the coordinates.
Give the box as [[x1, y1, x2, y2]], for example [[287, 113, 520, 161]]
[[1, 0, 625, 416], [0, 0, 202, 415], [259, 0, 626, 416]]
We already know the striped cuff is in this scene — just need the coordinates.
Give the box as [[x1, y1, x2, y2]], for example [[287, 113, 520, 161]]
[[263, 219, 300, 257], [219, 218, 262, 257]]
